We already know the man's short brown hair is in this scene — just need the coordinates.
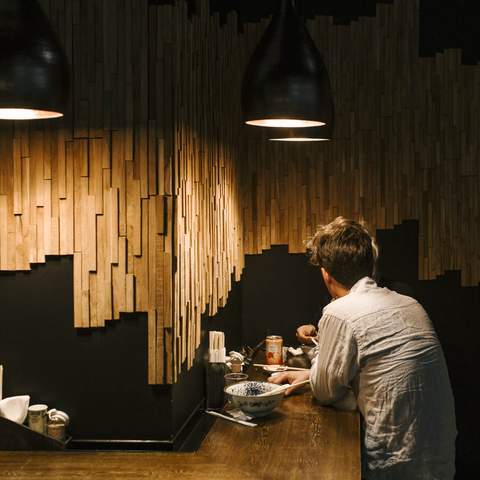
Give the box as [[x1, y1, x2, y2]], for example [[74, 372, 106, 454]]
[[306, 217, 378, 288]]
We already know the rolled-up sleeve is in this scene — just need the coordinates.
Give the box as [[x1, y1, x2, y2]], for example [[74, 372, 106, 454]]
[[310, 314, 358, 406]]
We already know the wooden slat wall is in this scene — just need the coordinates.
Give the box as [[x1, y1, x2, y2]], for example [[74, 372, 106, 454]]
[[167, 1, 245, 378], [0, 0, 478, 383], [240, 0, 480, 289], [0, 0, 176, 384]]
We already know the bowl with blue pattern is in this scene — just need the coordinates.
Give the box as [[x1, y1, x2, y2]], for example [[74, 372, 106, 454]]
[[224, 381, 284, 417]]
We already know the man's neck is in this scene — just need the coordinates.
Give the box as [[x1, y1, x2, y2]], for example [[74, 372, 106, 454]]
[[321, 268, 352, 300], [331, 283, 350, 299]]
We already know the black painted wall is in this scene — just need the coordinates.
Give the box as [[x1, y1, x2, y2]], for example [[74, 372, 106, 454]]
[[0, 257, 173, 443], [241, 246, 327, 347]]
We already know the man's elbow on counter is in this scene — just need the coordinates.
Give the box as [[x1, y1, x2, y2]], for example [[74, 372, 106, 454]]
[[309, 373, 341, 405], [309, 376, 357, 411]]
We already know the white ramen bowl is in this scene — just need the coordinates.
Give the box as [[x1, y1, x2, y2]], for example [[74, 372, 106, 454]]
[[224, 381, 284, 417]]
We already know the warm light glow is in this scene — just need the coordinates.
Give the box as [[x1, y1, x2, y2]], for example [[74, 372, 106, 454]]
[[0, 109, 63, 120], [245, 119, 325, 127], [269, 137, 330, 142]]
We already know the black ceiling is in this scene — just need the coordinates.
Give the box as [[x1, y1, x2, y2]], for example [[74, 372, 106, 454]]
[[209, 0, 389, 25], [150, 0, 480, 64]]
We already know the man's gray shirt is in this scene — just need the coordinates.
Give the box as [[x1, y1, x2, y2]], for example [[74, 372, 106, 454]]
[[310, 277, 456, 479]]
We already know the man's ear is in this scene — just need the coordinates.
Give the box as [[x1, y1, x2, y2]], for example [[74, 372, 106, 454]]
[[320, 267, 330, 284]]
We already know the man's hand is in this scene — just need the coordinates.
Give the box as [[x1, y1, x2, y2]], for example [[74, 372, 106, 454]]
[[296, 324, 318, 344], [268, 370, 311, 396]]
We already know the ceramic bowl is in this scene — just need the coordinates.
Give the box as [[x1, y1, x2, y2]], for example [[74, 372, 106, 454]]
[[0, 395, 30, 424], [224, 381, 284, 417]]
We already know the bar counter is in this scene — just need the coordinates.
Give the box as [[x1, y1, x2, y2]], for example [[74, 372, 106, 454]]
[[201, 375, 360, 479], [0, 367, 359, 480]]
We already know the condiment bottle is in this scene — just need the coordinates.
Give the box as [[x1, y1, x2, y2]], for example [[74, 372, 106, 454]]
[[28, 404, 48, 434]]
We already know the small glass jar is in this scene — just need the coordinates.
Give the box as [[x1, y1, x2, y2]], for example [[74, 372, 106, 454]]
[[230, 357, 243, 373], [224, 372, 248, 388], [28, 404, 48, 434]]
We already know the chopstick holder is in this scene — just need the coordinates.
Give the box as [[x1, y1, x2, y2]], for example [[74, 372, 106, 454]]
[[206, 331, 226, 409], [208, 331, 226, 363], [208, 347, 226, 363]]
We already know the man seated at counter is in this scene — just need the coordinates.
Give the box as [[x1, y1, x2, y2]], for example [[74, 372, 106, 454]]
[[269, 217, 456, 480]]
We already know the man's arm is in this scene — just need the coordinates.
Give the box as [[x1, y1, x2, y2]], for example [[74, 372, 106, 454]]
[[310, 314, 358, 407]]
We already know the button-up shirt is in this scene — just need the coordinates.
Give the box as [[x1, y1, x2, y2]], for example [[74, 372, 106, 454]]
[[310, 277, 456, 479]]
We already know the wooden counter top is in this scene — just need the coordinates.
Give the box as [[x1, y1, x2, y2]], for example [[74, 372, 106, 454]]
[[199, 365, 360, 480], [0, 366, 360, 480]]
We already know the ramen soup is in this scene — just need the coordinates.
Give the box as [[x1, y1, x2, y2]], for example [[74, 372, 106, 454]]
[[244, 384, 263, 396]]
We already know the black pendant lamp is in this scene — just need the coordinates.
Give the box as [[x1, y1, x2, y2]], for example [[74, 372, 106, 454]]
[[0, 0, 69, 120], [241, 0, 333, 128]]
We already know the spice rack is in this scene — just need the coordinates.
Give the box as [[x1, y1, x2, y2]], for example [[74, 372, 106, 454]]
[[0, 416, 70, 451]]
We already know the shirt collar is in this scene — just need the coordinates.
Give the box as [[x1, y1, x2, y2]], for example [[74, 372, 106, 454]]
[[349, 276, 376, 294], [326, 276, 375, 309]]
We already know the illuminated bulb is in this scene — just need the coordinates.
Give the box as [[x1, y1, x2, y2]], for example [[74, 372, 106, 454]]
[[269, 137, 329, 142], [267, 122, 333, 142], [0, 109, 63, 120], [245, 119, 325, 128]]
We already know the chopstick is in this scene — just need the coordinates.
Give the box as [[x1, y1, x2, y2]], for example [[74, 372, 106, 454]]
[[253, 364, 309, 371], [257, 379, 311, 397], [206, 410, 257, 427], [311, 338, 319, 347]]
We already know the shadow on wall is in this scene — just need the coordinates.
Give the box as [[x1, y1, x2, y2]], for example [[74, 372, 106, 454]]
[[240, 220, 477, 479]]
